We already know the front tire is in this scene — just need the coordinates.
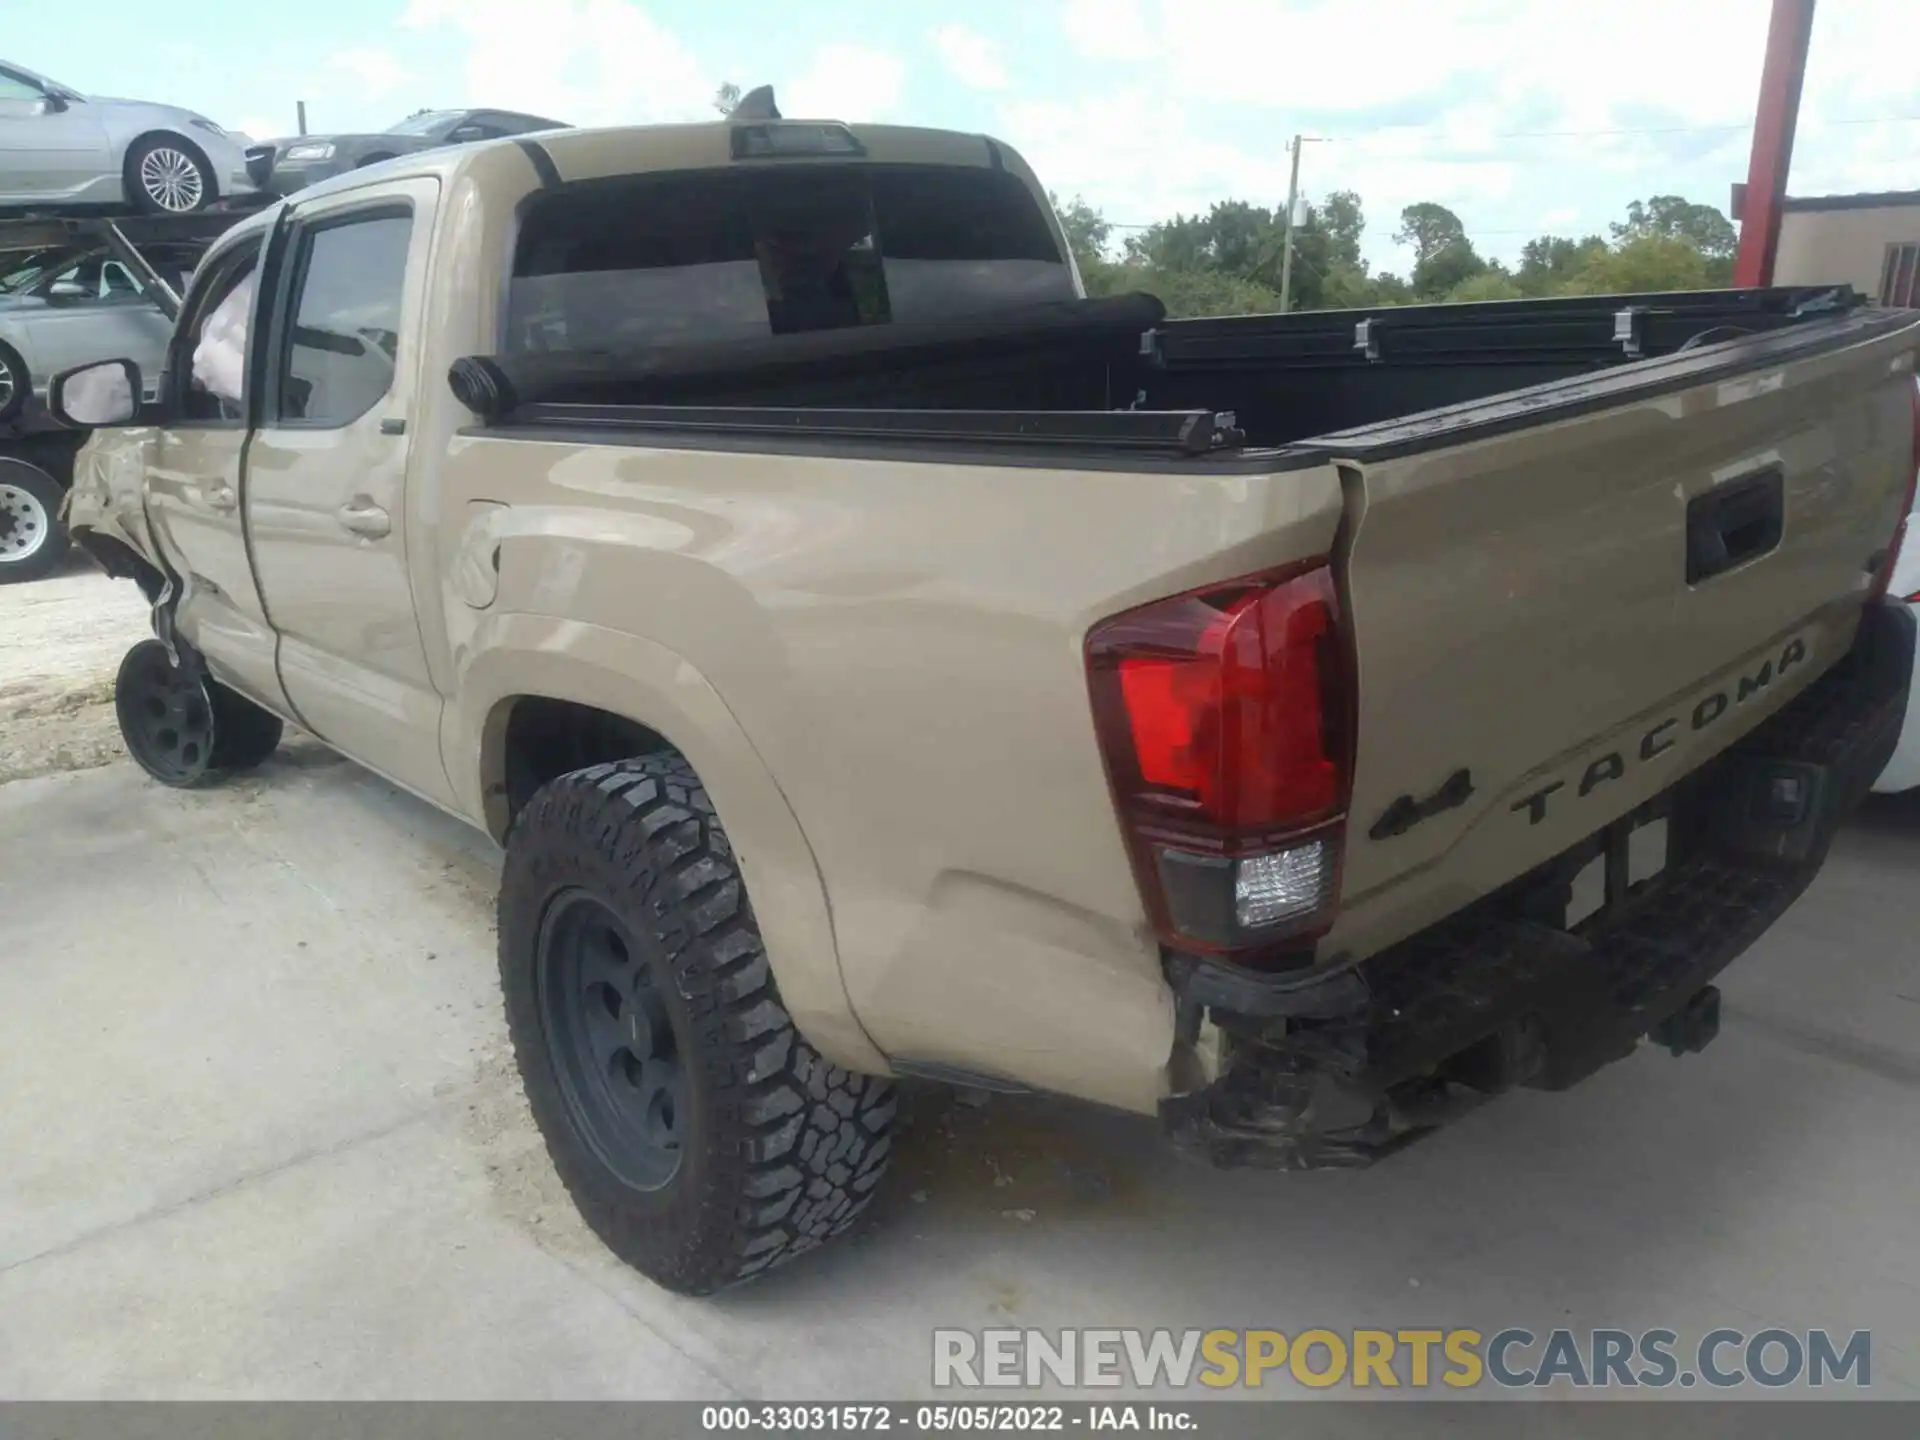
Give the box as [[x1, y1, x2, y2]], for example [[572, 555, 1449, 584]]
[[499, 754, 896, 1294], [0, 459, 69, 585], [126, 137, 213, 214], [114, 639, 283, 785]]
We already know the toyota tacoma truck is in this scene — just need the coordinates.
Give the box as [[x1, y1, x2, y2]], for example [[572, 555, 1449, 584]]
[[51, 100, 1920, 1295]]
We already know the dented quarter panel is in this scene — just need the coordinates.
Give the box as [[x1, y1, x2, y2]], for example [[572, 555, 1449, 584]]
[[430, 429, 1347, 1112]]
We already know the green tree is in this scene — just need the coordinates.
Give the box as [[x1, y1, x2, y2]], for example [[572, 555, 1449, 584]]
[[1565, 235, 1713, 295], [1517, 234, 1609, 295], [1394, 202, 1469, 267], [1413, 238, 1487, 298], [1611, 196, 1737, 261], [1319, 190, 1365, 270], [1446, 269, 1525, 303], [1137, 266, 1285, 318], [1609, 196, 1736, 285], [1050, 194, 1114, 275]]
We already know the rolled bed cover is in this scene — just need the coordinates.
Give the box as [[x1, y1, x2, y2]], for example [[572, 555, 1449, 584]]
[[447, 292, 1168, 421]]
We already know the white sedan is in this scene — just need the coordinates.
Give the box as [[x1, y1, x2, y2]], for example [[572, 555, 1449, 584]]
[[1871, 377, 1920, 795]]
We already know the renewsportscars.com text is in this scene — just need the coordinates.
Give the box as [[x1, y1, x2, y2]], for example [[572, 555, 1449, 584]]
[[932, 1327, 1872, 1391]]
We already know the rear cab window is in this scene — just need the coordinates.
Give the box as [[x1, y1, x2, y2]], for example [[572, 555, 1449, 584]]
[[506, 164, 1074, 353]]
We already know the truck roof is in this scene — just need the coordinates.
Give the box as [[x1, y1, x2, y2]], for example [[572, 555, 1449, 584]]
[[250, 118, 1030, 219]]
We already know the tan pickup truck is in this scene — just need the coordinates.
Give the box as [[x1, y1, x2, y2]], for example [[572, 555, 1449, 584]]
[[54, 102, 1920, 1295]]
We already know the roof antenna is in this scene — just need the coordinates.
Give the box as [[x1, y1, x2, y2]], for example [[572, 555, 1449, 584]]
[[730, 85, 781, 121]]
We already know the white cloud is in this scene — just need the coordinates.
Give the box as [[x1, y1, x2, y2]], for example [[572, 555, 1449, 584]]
[[1060, 0, 1157, 62], [933, 25, 1009, 91], [998, 87, 1521, 272], [400, 0, 714, 126], [1026, 0, 1920, 271], [326, 47, 411, 102], [784, 44, 906, 122]]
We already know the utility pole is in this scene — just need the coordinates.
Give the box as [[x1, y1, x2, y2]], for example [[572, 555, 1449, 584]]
[[1278, 135, 1326, 313], [1279, 135, 1304, 313], [296, 101, 308, 137]]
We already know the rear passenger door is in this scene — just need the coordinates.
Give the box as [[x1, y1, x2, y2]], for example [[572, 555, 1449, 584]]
[[245, 177, 455, 808]]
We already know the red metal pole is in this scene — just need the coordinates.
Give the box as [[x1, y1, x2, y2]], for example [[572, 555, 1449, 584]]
[[1733, 0, 1817, 287]]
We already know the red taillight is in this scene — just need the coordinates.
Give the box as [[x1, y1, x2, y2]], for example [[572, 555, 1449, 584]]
[[1087, 562, 1354, 964]]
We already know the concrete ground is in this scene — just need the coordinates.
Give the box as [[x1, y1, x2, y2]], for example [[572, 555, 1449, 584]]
[[2, 565, 1918, 1405]]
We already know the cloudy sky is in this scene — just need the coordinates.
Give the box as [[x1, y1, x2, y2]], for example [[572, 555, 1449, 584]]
[[10, 0, 1917, 272]]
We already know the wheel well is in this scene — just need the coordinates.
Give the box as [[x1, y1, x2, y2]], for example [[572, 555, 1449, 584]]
[[72, 530, 167, 601], [123, 131, 218, 199], [498, 697, 673, 826]]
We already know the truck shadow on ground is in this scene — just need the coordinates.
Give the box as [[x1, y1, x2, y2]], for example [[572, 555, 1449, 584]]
[[716, 1018, 1866, 1333]]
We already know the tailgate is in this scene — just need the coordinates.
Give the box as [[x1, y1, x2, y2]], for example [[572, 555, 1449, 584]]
[[1324, 310, 1920, 961]]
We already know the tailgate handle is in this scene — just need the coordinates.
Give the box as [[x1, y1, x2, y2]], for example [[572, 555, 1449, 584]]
[[1687, 469, 1784, 584]]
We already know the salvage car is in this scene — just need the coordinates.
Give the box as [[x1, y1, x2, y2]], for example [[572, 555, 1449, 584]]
[[0, 59, 257, 214], [0, 253, 172, 416], [54, 102, 1920, 1296], [247, 107, 570, 195]]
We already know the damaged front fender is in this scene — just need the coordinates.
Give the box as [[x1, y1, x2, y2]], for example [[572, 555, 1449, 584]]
[[64, 426, 170, 599]]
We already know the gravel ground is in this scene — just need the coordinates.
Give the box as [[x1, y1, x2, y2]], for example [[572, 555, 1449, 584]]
[[0, 558, 151, 784]]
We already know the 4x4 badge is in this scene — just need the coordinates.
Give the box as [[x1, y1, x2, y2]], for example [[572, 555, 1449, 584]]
[[1370, 768, 1475, 841]]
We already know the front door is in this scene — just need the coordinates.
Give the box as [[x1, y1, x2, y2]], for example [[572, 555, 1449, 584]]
[[245, 177, 453, 807], [145, 233, 285, 712]]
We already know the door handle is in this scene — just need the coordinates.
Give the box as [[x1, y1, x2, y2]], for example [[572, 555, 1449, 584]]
[[336, 497, 392, 539], [203, 484, 237, 513], [1686, 468, 1784, 584]]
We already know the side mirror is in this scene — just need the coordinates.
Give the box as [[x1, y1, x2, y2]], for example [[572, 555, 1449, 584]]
[[37, 94, 69, 115], [49, 280, 87, 299], [51, 359, 142, 428]]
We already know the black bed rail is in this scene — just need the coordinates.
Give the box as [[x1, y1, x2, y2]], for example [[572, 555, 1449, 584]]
[[485, 402, 1248, 456], [1152, 285, 1866, 370]]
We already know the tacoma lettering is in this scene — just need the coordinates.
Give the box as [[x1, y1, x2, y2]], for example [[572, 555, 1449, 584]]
[[1512, 635, 1814, 826]]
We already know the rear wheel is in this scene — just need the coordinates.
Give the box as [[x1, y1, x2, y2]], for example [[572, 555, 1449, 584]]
[[0, 459, 69, 586], [499, 753, 896, 1294], [114, 639, 283, 786], [126, 137, 212, 214]]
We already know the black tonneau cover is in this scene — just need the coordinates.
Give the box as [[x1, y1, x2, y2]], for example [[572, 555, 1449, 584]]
[[448, 292, 1165, 420]]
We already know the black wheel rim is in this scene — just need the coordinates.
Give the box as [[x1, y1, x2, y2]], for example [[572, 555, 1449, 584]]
[[536, 890, 686, 1191], [118, 648, 214, 781]]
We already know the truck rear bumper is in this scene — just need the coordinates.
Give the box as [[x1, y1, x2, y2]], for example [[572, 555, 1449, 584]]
[[1161, 600, 1916, 1170]]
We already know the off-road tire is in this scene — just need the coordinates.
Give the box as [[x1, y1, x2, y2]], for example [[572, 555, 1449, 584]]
[[0, 459, 70, 584], [115, 639, 283, 786], [499, 754, 896, 1294]]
